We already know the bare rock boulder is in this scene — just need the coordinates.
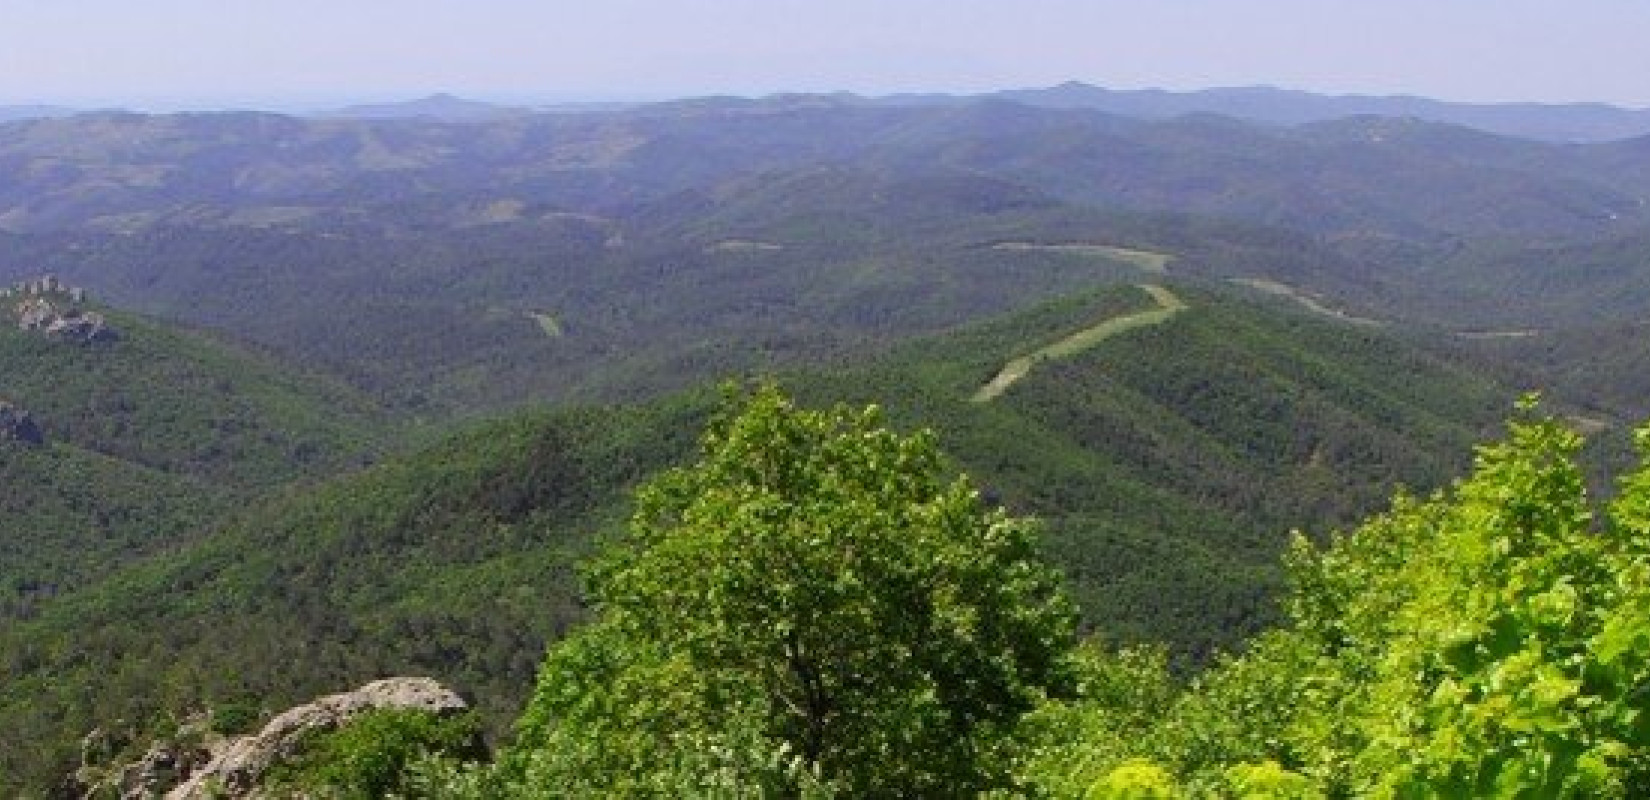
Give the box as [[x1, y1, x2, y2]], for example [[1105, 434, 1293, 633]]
[[15, 297, 57, 330], [0, 400, 44, 446], [166, 677, 468, 799], [44, 309, 119, 343], [118, 742, 212, 800]]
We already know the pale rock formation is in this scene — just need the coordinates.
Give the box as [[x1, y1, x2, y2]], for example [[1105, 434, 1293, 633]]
[[164, 677, 469, 799]]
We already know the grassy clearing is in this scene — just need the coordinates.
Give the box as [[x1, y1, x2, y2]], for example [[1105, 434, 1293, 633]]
[[474, 199, 526, 223], [707, 239, 785, 254], [1229, 278, 1383, 327], [991, 242, 1173, 273], [972, 285, 1187, 402], [1456, 329, 1542, 340], [527, 312, 563, 338]]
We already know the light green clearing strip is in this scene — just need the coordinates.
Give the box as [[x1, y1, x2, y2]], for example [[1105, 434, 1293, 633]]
[[527, 311, 563, 338], [707, 239, 785, 253], [991, 242, 1173, 273], [1456, 329, 1542, 340], [1228, 278, 1383, 327], [972, 284, 1188, 403]]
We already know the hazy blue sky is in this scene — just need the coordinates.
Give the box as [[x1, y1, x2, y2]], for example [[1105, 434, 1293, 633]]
[[4, 0, 1648, 109]]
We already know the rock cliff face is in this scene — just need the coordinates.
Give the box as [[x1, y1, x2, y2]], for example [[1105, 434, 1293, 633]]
[[158, 677, 469, 799], [0, 400, 44, 445]]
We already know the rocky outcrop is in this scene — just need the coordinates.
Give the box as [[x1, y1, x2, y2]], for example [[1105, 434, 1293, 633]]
[[0, 400, 43, 445], [6, 276, 117, 343], [46, 308, 119, 343], [14, 297, 118, 343], [68, 721, 210, 800], [164, 677, 468, 799], [15, 297, 55, 329], [114, 741, 214, 800]]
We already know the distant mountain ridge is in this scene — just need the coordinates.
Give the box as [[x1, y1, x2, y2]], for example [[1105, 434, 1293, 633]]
[[313, 84, 1650, 141], [326, 92, 529, 121], [988, 81, 1650, 143], [3, 97, 1649, 410], [0, 104, 79, 123], [13, 82, 1650, 141], [1, 99, 1640, 241]]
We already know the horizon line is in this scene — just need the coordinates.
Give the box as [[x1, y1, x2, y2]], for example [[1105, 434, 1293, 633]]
[[4, 81, 1649, 116]]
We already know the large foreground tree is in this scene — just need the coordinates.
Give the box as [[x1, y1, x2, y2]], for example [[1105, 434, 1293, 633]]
[[508, 384, 1077, 796]]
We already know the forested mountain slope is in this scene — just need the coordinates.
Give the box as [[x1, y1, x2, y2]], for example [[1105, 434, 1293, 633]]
[[4, 99, 1648, 419], [0, 291, 389, 622], [0, 172, 1321, 410], [0, 285, 1512, 793], [791, 284, 1512, 647]]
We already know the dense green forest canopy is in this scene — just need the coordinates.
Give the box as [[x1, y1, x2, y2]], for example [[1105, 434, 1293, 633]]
[[301, 392, 1650, 798], [0, 287, 1512, 793], [0, 301, 387, 620]]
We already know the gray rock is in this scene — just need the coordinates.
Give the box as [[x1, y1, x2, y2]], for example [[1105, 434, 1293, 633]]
[[166, 677, 468, 799], [45, 309, 118, 343], [0, 400, 43, 446], [11, 297, 119, 343], [15, 297, 56, 330], [119, 743, 210, 800]]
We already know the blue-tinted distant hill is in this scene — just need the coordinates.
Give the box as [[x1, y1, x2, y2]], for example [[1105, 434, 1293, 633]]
[[3, 94, 1649, 418], [0, 104, 79, 123], [3, 98, 1649, 413], [989, 81, 1650, 143], [325, 92, 529, 122]]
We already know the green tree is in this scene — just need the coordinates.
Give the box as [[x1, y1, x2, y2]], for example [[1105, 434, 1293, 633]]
[[509, 383, 1077, 796], [1300, 403, 1650, 796], [265, 708, 486, 799], [1016, 403, 1650, 797]]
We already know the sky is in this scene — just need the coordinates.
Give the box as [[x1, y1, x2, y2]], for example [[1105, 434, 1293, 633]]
[[3, 0, 1649, 110]]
